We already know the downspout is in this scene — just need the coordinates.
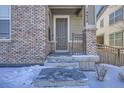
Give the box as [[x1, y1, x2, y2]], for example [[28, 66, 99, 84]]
[[83, 5, 86, 55]]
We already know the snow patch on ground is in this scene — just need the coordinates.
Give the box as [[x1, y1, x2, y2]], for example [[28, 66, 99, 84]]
[[0, 65, 42, 88], [84, 64, 124, 88], [0, 64, 124, 88]]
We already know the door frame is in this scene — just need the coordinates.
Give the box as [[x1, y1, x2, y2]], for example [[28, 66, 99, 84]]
[[53, 15, 70, 52]]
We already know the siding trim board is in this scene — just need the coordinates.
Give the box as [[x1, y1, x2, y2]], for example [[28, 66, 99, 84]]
[[97, 6, 108, 21]]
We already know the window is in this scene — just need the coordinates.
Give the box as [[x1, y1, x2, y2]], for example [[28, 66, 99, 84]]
[[109, 31, 123, 47], [109, 7, 123, 26], [115, 7, 123, 23], [109, 33, 114, 46], [109, 13, 114, 25], [100, 19, 104, 28], [115, 32, 123, 46], [0, 5, 10, 39]]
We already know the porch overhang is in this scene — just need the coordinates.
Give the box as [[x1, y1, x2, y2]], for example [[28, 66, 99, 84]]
[[49, 5, 84, 16], [48, 5, 84, 9]]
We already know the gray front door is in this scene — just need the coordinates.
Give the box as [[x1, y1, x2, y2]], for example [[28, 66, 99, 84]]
[[56, 18, 68, 51]]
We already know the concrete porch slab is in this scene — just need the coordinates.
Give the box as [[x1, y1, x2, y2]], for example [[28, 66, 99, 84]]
[[33, 68, 88, 87]]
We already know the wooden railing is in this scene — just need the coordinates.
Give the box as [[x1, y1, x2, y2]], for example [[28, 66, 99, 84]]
[[96, 43, 124, 66]]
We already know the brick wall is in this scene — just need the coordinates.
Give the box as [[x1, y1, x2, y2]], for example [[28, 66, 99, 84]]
[[86, 29, 97, 55], [0, 5, 50, 65]]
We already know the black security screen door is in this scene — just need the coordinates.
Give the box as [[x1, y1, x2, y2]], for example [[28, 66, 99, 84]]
[[56, 18, 68, 51]]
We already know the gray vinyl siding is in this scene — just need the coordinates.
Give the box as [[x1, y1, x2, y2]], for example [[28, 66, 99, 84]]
[[88, 5, 96, 25], [70, 15, 83, 40]]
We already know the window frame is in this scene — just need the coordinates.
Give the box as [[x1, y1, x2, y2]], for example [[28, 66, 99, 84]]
[[0, 5, 11, 41], [109, 12, 115, 26], [115, 7, 123, 23]]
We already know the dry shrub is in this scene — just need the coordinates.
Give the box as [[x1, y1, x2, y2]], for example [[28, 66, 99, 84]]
[[95, 64, 108, 81], [118, 71, 124, 82]]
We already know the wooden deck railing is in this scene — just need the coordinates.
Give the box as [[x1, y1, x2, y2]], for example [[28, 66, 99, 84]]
[[96, 44, 124, 66]]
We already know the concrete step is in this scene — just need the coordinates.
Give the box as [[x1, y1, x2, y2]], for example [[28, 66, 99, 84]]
[[45, 54, 99, 70], [45, 61, 79, 68], [45, 56, 78, 67], [46, 56, 74, 63]]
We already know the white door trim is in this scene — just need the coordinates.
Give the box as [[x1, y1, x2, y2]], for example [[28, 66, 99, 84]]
[[53, 15, 70, 52]]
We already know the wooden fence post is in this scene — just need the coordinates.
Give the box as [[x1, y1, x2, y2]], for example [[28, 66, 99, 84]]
[[117, 48, 120, 66]]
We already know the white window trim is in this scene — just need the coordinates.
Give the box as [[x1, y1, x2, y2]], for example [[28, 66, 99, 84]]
[[0, 5, 11, 41]]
